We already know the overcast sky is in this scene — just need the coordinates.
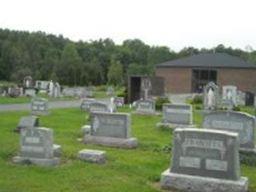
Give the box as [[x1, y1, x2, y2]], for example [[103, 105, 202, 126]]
[[0, 0, 255, 51]]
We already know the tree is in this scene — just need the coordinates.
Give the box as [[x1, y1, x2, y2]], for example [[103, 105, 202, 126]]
[[107, 59, 123, 86], [58, 43, 82, 85]]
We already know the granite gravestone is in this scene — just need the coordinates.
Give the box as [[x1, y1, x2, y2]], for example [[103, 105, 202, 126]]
[[89, 101, 110, 113], [13, 127, 61, 166], [24, 89, 36, 97], [161, 128, 248, 192], [222, 85, 237, 109], [157, 104, 193, 128], [84, 112, 137, 148], [16, 116, 39, 132], [136, 99, 155, 114], [31, 97, 49, 115], [114, 97, 124, 107], [203, 111, 256, 153], [80, 98, 95, 111], [203, 82, 220, 110]]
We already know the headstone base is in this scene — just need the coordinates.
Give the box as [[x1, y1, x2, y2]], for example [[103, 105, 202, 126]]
[[78, 149, 106, 164], [156, 122, 195, 129], [84, 135, 138, 149], [13, 156, 60, 166], [160, 169, 248, 192]]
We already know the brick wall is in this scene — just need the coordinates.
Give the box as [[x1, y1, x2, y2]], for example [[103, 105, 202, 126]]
[[217, 68, 256, 93], [155, 67, 192, 93], [156, 67, 256, 94]]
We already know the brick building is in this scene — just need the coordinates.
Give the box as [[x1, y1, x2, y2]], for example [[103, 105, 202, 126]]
[[155, 53, 256, 94]]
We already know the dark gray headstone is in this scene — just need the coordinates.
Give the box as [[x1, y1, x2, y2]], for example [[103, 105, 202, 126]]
[[162, 104, 192, 125], [16, 116, 39, 132], [203, 111, 255, 150], [90, 112, 130, 138], [171, 128, 240, 180], [31, 97, 49, 115]]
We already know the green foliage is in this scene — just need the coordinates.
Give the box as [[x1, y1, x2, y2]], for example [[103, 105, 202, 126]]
[[155, 97, 170, 111], [0, 28, 254, 86], [107, 60, 123, 86], [190, 95, 203, 104]]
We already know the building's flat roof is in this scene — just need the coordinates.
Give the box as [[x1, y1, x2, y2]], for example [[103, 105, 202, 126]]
[[156, 53, 256, 69]]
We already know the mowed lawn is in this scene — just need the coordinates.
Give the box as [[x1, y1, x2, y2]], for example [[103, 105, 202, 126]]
[[0, 107, 256, 192]]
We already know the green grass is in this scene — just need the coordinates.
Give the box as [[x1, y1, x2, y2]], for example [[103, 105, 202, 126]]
[[0, 106, 256, 192]]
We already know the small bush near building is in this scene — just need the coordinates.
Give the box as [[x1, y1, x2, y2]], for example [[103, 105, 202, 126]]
[[155, 97, 170, 111]]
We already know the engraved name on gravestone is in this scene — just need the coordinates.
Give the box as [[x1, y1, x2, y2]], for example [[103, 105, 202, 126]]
[[171, 128, 240, 180], [91, 112, 130, 138], [20, 127, 54, 159], [136, 100, 155, 113], [16, 116, 39, 132], [31, 97, 49, 115], [203, 111, 256, 150], [162, 104, 192, 125], [89, 102, 109, 113]]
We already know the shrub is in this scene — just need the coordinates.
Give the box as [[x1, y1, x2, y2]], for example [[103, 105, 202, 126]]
[[155, 96, 170, 111], [191, 95, 203, 104]]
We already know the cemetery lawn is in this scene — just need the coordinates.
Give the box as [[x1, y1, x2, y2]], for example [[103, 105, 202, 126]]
[[0, 107, 256, 192]]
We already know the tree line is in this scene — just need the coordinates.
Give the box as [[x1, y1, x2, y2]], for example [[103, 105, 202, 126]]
[[0, 28, 255, 86]]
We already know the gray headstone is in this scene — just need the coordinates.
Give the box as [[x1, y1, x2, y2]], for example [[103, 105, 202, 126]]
[[25, 89, 36, 97], [203, 82, 220, 110], [203, 111, 256, 150], [114, 97, 124, 107], [90, 112, 130, 138], [16, 116, 39, 132], [171, 128, 240, 180], [80, 98, 95, 111], [31, 97, 49, 115], [136, 99, 155, 114], [89, 102, 110, 113], [13, 127, 61, 166], [162, 104, 192, 125], [20, 127, 54, 159]]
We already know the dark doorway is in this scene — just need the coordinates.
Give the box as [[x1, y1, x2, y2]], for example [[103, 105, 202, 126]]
[[127, 76, 165, 103], [192, 69, 217, 93]]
